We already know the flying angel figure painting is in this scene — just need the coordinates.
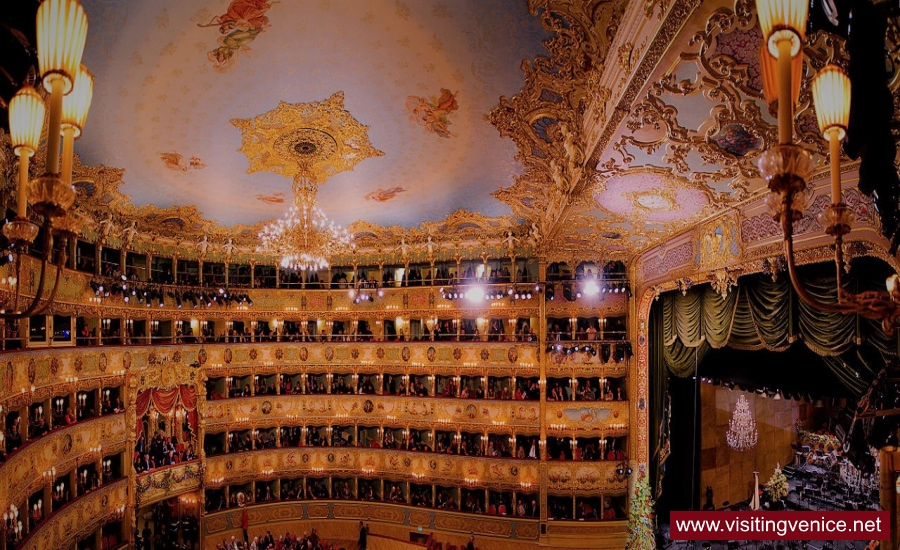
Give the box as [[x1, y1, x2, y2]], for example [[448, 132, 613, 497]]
[[198, 0, 276, 72], [405, 89, 459, 138]]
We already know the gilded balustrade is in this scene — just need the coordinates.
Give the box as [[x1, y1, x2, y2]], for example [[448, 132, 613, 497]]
[[205, 447, 625, 494], [205, 394, 543, 433], [0, 413, 127, 511], [16, 479, 127, 550], [134, 460, 204, 506], [206, 448, 545, 491], [543, 400, 629, 438], [0, 255, 629, 321], [0, 342, 538, 404], [203, 500, 542, 543]]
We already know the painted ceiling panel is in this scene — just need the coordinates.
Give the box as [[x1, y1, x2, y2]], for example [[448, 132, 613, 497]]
[[76, 0, 549, 228]]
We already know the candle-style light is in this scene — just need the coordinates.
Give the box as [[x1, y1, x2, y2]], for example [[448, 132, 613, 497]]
[[2, 0, 90, 320], [8, 88, 45, 220], [755, 0, 807, 144], [59, 64, 94, 185], [811, 64, 851, 205], [754, 0, 900, 333], [36, 0, 88, 174], [759, 43, 801, 119]]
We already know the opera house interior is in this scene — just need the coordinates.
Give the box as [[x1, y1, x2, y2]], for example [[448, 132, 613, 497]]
[[1, 0, 900, 549]]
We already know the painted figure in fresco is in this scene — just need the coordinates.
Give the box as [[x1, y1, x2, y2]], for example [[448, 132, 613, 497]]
[[364, 186, 406, 202], [160, 152, 189, 172], [199, 0, 276, 72], [405, 89, 459, 138]]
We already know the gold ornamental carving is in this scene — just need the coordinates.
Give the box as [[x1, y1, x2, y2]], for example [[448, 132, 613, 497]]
[[230, 91, 384, 182]]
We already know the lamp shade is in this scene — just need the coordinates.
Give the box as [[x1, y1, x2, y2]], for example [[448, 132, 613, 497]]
[[811, 64, 851, 140], [36, 0, 88, 94], [755, 0, 808, 57], [8, 87, 46, 157], [759, 43, 802, 116], [61, 64, 94, 137]]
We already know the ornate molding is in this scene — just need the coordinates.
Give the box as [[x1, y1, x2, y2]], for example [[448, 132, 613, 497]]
[[0, 415, 127, 509], [18, 480, 127, 550], [134, 461, 203, 506], [205, 395, 543, 433]]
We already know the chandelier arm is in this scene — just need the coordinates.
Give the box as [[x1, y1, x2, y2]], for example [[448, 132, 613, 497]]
[[12, 254, 65, 319], [11, 252, 23, 314], [781, 200, 858, 316], [781, 195, 900, 330], [0, 227, 65, 321]]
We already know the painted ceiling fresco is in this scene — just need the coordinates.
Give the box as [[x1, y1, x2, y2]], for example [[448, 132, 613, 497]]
[[75, 0, 549, 228], [35, 0, 898, 262]]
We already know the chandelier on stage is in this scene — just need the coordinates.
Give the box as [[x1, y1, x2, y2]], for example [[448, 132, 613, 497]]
[[256, 173, 352, 271], [726, 394, 758, 452]]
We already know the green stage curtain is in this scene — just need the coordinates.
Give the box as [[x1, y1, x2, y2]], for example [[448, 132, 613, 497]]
[[661, 263, 896, 378], [650, 259, 899, 494]]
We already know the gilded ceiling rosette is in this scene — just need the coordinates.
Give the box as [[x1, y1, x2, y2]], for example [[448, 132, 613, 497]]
[[230, 91, 384, 182]]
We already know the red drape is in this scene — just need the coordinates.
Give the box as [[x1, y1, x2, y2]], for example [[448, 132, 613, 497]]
[[135, 385, 199, 439]]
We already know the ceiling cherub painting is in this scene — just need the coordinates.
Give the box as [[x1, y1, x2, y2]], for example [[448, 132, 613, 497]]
[[198, 0, 276, 72], [160, 152, 206, 173], [365, 187, 407, 203], [406, 89, 459, 138]]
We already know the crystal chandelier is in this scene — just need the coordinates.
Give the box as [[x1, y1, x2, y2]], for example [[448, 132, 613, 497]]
[[726, 394, 758, 452], [257, 174, 352, 271]]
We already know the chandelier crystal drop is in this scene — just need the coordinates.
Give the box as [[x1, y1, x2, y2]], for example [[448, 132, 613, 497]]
[[726, 394, 758, 452], [256, 175, 353, 271]]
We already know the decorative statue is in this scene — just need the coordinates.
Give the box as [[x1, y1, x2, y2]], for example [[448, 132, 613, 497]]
[[549, 158, 568, 193], [222, 238, 237, 262], [424, 235, 435, 256], [504, 231, 519, 254], [123, 221, 138, 250], [197, 234, 211, 260], [529, 222, 541, 245], [399, 237, 410, 258], [558, 121, 583, 172], [98, 213, 115, 245]]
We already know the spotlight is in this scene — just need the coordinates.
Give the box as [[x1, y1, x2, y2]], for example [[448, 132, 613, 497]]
[[584, 280, 599, 295]]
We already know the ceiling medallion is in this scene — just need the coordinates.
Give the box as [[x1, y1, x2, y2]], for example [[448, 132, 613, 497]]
[[231, 91, 384, 182], [627, 189, 679, 213], [238, 92, 380, 271]]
